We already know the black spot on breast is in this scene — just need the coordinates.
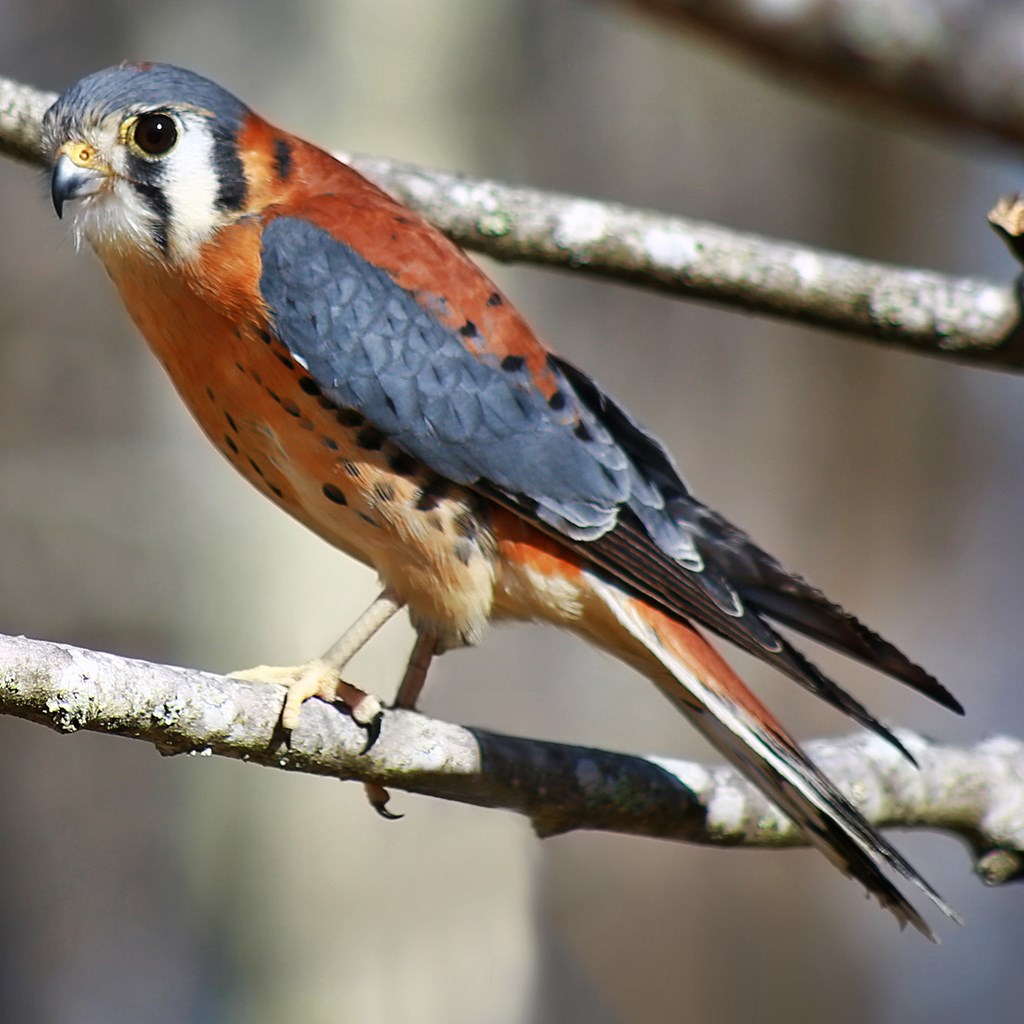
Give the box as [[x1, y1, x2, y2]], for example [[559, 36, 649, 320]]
[[415, 475, 450, 511], [356, 426, 385, 451], [268, 482, 284, 498], [276, 352, 294, 371], [205, 386, 215, 402], [225, 411, 239, 433], [322, 437, 339, 451], [247, 457, 265, 478], [273, 137, 294, 180], [548, 390, 567, 412], [336, 408, 364, 428], [501, 355, 525, 373], [258, 330, 273, 346], [372, 482, 395, 503], [459, 320, 478, 339], [299, 376, 321, 396], [281, 398, 302, 418], [357, 511, 379, 528], [223, 434, 239, 455], [388, 450, 419, 477], [322, 483, 347, 505], [486, 292, 503, 307]]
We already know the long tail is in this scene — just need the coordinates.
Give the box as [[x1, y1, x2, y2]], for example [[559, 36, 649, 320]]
[[582, 571, 959, 940]]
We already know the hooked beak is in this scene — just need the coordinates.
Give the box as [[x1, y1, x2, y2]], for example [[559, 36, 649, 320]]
[[51, 151, 107, 219]]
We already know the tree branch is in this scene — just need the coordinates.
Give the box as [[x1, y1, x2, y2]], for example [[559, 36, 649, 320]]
[[4, 65, 1023, 883], [619, 0, 1024, 151], [0, 77, 54, 164], [1, 631, 1020, 882], [340, 155, 1024, 369], [3, 72, 1022, 371]]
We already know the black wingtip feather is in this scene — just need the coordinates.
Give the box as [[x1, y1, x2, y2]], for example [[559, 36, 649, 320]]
[[772, 635, 920, 766], [687, 507, 963, 716], [741, 584, 964, 716]]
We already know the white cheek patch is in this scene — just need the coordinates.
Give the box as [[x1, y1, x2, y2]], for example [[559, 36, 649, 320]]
[[158, 112, 229, 262]]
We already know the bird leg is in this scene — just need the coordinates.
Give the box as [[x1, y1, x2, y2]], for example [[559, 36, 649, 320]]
[[392, 629, 437, 710], [362, 628, 438, 820], [231, 591, 403, 741]]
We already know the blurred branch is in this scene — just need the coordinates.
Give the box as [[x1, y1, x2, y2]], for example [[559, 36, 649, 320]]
[[1, 631, 1021, 883], [0, 77, 54, 164], [618, 0, 1024, 150], [3, 72, 1023, 370]]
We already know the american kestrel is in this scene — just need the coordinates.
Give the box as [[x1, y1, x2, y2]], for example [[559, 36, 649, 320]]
[[42, 63, 961, 937]]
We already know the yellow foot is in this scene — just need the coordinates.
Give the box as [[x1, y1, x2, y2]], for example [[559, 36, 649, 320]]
[[230, 660, 384, 748]]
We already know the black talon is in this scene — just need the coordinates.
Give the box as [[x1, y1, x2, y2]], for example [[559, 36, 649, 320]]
[[269, 713, 292, 752], [359, 710, 383, 754], [364, 781, 403, 819], [372, 800, 403, 821]]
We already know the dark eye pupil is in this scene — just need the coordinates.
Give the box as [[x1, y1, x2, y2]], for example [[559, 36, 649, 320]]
[[134, 114, 177, 155]]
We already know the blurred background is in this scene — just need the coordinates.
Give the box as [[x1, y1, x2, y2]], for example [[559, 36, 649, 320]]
[[1, 1, 1022, 1020]]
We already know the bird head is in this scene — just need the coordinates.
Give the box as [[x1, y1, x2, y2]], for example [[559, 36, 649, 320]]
[[42, 62, 251, 262]]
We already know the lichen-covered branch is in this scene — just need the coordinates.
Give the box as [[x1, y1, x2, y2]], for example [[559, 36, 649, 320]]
[[340, 156, 1023, 369], [3, 72, 1022, 370], [620, 0, 1024, 150], [0, 631, 1020, 882]]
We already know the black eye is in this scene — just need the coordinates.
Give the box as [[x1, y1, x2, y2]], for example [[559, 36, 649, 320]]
[[133, 113, 177, 156]]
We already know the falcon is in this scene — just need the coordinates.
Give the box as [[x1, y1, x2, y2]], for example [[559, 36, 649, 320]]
[[42, 62, 961, 937]]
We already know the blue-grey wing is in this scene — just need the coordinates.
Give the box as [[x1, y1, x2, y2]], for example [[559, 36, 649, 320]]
[[259, 215, 698, 560], [258, 214, 957, 737]]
